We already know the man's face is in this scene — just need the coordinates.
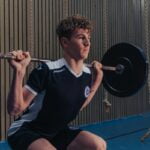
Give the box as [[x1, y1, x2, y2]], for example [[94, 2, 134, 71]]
[[64, 28, 91, 60]]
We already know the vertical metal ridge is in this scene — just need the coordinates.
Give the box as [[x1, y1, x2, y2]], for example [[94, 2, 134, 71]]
[[143, 0, 150, 105], [0, 0, 6, 140]]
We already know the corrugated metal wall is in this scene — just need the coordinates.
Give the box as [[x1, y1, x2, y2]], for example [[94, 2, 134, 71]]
[[0, 0, 150, 140]]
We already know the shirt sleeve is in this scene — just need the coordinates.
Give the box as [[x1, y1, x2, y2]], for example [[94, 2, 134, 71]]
[[25, 63, 49, 94]]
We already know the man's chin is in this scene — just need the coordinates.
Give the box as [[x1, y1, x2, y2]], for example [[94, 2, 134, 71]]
[[83, 54, 89, 59]]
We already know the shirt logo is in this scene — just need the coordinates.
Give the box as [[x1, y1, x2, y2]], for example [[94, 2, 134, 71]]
[[84, 86, 90, 98]]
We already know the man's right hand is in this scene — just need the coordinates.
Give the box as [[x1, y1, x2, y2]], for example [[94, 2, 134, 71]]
[[8, 50, 31, 71]]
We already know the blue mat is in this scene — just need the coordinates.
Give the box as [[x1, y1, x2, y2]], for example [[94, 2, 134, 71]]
[[107, 129, 150, 150], [81, 112, 150, 150], [0, 141, 11, 150], [1, 112, 150, 150]]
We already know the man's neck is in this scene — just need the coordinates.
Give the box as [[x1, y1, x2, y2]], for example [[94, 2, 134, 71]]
[[64, 54, 84, 75]]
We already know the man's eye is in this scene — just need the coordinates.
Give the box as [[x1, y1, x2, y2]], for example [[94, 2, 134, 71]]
[[78, 36, 84, 39]]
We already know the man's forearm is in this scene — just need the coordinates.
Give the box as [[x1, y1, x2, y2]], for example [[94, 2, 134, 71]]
[[7, 69, 25, 115], [80, 75, 102, 111]]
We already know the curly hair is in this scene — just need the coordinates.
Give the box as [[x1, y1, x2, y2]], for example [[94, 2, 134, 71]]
[[56, 15, 93, 39]]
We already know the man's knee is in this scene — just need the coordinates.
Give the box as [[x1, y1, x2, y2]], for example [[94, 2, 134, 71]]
[[27, 138, 56, 150], [93, 138, 107, 150], [67, 131, 107, 150]]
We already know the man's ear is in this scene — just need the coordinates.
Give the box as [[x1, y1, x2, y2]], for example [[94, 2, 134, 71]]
[[60, 37, 69, 48]]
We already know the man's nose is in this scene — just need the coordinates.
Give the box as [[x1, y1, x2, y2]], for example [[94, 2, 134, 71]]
[[83, 38, 90, 46]]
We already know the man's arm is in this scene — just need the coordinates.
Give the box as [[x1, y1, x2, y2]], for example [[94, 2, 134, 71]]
[[80, 61, 103, 110], [7, 50, 36, 116], [7, 73, 36, 116]]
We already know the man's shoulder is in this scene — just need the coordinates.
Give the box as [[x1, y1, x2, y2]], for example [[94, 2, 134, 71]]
[[45, 58, 65, 70]]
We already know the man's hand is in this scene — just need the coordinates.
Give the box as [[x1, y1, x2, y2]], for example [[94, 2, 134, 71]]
[[8, 50, 31, 71], [91, 60, 103, 83]]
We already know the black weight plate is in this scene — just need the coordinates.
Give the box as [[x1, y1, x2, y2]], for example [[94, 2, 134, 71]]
[[101, 42, 148, 97]]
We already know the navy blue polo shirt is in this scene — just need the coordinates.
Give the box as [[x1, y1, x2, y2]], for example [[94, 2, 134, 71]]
[[8, 58, 92, 136]]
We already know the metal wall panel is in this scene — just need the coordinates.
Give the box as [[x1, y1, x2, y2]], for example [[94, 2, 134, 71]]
[[0, 0, 150, 139]]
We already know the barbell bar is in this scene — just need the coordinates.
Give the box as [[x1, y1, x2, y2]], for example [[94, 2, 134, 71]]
[[0, 53, 123, 73]]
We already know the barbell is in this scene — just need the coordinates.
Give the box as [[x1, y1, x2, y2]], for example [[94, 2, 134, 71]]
[[101, 42, 148, 97], [0, 42, 148, 97]]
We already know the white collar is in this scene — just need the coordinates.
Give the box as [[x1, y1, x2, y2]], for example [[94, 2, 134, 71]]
[[62, 58, 91, 77]]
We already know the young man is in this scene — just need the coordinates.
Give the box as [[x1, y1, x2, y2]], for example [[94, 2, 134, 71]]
[[7, 15, 106, 150]]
